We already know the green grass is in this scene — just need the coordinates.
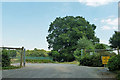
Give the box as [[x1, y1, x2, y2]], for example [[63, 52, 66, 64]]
[[26, 59, 54, 63], [11, 58, 20, 63], [2, 65, 21, 70]]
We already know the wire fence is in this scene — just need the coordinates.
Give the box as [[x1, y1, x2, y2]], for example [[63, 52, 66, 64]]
[[25, 56, 53, 60]]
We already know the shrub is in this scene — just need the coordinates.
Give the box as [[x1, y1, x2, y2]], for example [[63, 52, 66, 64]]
[[80, 54, 104, 67], [116, 72, 120, 80], [63, 53, 75, 62], [51, 51, 60, 61], [26, 59, 54, 63], [2, 49, 10, 67], [107, 55, 120, 71], [73, 49, 81, 61]]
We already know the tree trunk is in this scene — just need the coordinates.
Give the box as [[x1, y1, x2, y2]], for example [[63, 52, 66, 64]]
[[117, 46, 120, 55]]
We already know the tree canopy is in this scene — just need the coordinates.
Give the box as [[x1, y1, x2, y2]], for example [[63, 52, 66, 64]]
[[109, 31, 120, 55], [95, 43, 106, 49], [46, 16, 99, 60]]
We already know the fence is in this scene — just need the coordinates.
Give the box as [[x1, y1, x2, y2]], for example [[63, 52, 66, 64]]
[[80, 49, 117, 58], [25, 56, 53, 60]]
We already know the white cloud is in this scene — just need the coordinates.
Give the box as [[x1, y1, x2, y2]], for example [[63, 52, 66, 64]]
[[93, 18, 98, 21], [101, 25, 117, 30], [100, 39, 109, 45], [101, 25, 111, 30], [101, 18, 118, 26], [101, 17, 118, 30], [78, 0, 119, 7], [112, 26, 118, 30]]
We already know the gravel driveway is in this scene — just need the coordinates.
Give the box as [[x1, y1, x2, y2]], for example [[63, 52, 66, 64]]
[[2, 63, 116, 78]]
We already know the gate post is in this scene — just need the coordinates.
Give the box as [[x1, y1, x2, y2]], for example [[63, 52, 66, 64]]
[[81, 49, 83, 58], [20, 47, 24, 67]]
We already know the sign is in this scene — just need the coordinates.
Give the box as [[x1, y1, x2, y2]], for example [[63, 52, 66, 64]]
[[102, 56, 110, 64]]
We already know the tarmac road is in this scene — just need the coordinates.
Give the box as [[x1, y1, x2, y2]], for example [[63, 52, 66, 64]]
[[2, 63, 116, 78]]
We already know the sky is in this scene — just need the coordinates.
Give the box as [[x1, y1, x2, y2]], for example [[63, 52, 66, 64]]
[[1, 0, 119, 50]]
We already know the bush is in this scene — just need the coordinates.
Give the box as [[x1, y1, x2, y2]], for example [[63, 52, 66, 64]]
[[80, 54, 104, 67], [26, 59, 54, 63], [2, 49, 10, 67], [107, 55, 120, 71], [116, 73, 120, 80], [61, 53, 75, 62], [51, 51, 60, 61], [73, 49, 81, 61]]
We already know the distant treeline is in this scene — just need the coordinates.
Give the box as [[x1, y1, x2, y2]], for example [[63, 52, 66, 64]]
[[25, 48, 51, 57]]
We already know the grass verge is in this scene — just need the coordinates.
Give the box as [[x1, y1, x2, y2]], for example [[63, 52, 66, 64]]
[[55, 61, 79, 65]]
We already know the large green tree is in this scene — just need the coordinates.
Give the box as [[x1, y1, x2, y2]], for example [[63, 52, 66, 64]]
[[46, 16, 99, 60], [109, 31, 120, 55]]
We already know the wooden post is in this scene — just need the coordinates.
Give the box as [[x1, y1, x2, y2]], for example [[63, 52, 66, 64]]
[[20, 47, 24, 67], [23, 48, 26, 67]]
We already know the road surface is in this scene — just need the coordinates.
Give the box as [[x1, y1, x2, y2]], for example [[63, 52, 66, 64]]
[[2, 63, 116, 78]]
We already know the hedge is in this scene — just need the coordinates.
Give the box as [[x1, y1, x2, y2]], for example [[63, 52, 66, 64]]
[[79, 54, 104, 67]]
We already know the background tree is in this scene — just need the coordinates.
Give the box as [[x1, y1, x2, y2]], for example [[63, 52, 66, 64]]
[[109, 31, 120, 55], [77, 36, 95, 50], [46, 16, 99, 61], [25, 49, 49, 57], [95, 43, 106, 49]]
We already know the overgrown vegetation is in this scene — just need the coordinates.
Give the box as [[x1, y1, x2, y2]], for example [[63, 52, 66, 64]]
[[108, 31, 120, 80], [116, 72, 120, 80], [1, 49, 21, 70], [2, 49, 10, 67], [2, 65, 21, 70]]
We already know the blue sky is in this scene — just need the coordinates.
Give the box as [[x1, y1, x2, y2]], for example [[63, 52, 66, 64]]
[[2, 2, 118, 50]]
